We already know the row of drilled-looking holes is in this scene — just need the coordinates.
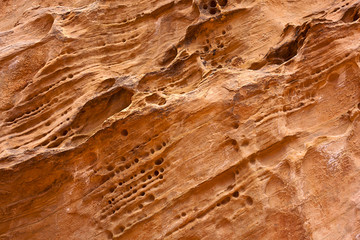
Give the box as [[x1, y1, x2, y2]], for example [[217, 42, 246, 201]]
[[100, 132, 167, 221], [202, 0, 228, 15], [105, 157, 164, 210]]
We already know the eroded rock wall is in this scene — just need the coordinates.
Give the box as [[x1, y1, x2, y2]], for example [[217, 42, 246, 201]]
[[0, 0, 360, 239]]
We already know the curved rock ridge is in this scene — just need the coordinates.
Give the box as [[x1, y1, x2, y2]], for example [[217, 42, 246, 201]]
[[0, 0, 360, 239]]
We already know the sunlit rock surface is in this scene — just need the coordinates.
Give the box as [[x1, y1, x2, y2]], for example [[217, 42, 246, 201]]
[[1, 0, 360, 239]]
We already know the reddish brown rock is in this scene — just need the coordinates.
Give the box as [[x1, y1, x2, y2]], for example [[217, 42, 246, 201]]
[[1, 0, 360, 239]]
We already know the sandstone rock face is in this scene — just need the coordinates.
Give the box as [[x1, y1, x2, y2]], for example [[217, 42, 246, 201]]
[[1, 0, 360, 239]]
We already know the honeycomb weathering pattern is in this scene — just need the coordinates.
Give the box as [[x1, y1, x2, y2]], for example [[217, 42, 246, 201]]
[[0, 0, 360, 239]]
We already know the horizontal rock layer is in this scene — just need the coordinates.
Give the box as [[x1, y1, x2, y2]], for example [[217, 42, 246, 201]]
[[0, 0, 360, 239]]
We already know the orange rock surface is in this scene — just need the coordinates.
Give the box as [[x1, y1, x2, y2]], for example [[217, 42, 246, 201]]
[[1, 0, 360, 239]]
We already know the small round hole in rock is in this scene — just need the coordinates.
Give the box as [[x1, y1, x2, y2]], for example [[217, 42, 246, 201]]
[[160, 168, 164, 172], [148, 175, 152, 179], [117, 225, 125, 233], [154, 170, 159, 176], [155, 158, 164, 165], [203, 3, 208, 9], [221, 196, 230, 205], [210, 0, 217, 7], [134, 158, 139, 163], [209, 8, 217, 15], [218, 0, 227, 6], [232, 191, 239, 198], [148, 194, 155, 201], [246, 196, 253, 205], [241, 139, 249, 146], [181, 212, 186, 217], [204, 46, 209, 52], [150, 149, 155, 154], [140, 169, 145, 174], [159, 175, 163, 179], [140, 192, 145, 196], [68, 74, 73, 78], [121, 129, 128, 136]]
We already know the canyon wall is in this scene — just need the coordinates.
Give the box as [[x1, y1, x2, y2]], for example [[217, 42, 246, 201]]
[[1, 0, 360, 239]]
